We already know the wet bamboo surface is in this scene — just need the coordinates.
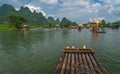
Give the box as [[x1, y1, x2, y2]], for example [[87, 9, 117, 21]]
[[55, 48, 108, 74]]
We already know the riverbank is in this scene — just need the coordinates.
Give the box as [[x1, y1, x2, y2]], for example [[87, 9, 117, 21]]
[[0, 24, 56, 31], [0, 24, 17, 31]]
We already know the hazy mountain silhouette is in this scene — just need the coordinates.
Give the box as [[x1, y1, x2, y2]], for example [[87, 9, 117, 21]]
[[0, 4, 77, 26]]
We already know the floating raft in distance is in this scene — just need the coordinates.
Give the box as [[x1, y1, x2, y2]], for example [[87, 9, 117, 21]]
[[55, 46, 108, 74], [96, 31, 106, 33]]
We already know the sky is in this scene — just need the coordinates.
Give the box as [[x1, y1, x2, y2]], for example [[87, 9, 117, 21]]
[[0, 0, 120, 24]]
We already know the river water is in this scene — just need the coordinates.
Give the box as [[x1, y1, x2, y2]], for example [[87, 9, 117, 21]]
[[0, 28, 120, 74]]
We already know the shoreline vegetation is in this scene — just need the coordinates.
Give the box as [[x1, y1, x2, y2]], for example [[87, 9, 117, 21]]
[[0, 14, 120, 31], [0, 23, 120, 31], [0, 24, 17, 31], [0, 4, 120, 31], [0, 24, 58, 31]]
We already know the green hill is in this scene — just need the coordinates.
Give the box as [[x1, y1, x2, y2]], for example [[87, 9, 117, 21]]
[[0, 4, 77, 26], [47, 16, 56, 25], [60, 17, 77, 27]]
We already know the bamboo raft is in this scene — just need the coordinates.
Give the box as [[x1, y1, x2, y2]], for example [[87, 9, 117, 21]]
[[55, 46, 108, 74], [96, 31, 106, 33]]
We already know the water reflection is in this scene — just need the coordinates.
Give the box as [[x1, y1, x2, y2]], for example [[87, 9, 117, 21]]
[[92, 32, 99, 42], [22, 31, 28, 40], [78, 29, 82, 34], [0, 29, 120, 74]]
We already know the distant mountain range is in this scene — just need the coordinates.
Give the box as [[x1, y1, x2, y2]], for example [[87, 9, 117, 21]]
[[0, 4, 77, 26]]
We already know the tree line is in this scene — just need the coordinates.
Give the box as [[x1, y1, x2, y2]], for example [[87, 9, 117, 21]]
[[8, 15, 28, 29]]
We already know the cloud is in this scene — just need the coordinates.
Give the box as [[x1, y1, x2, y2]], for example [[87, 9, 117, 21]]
[[0, 0, 120, 23], [41, 0, 58, 4], [59, 0, 90, 7], [0, 0, 22, 8], [101, 0, 120, 15], [56, 0, 120, 23], [57, 0, 91, 14], [56, 0, 101, 22], [15, 8, 20, 11], [24, 4, 46, 16]]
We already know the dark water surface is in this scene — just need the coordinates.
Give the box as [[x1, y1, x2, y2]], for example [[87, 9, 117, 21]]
[[0, 28, 120, 74]]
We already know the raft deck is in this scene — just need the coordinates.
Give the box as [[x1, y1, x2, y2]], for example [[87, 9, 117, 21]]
[[55, 48, 108, 74]]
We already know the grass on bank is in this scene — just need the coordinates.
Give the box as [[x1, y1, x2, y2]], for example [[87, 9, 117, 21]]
[[0, 24, 17, 31]]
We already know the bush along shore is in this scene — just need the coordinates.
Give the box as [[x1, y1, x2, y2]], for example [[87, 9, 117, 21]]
[[0, 24, 17, 31]]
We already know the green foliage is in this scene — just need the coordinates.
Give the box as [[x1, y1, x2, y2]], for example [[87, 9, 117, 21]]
[[0, 4, 49, 25], [17, 16, 27, 28], [47, 17, 56, 25], [8, 15, 27, 28], [101, 19, 107, 27], [56, 18, 60, 24], [64, 21, 71, 27], [0, 24, 17, 31], [112, 23, 119, 29], [0, 4, 16, 17], [48, 23, 53, 27], [72, 22, 78, 26], [30, 25, 42, 28], [0, 4, 77, 27], [42, 25, 52, 28], [8, 15, 17, 26], [60, 17, 76, 28]]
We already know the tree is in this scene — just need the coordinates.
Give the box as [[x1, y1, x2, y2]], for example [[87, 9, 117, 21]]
[[17, 16, 27, 28], [64, 21, 71, 27], [101, 19, 106, 27], [8, 15, 27, 28], [8, 15, 17, 27]]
